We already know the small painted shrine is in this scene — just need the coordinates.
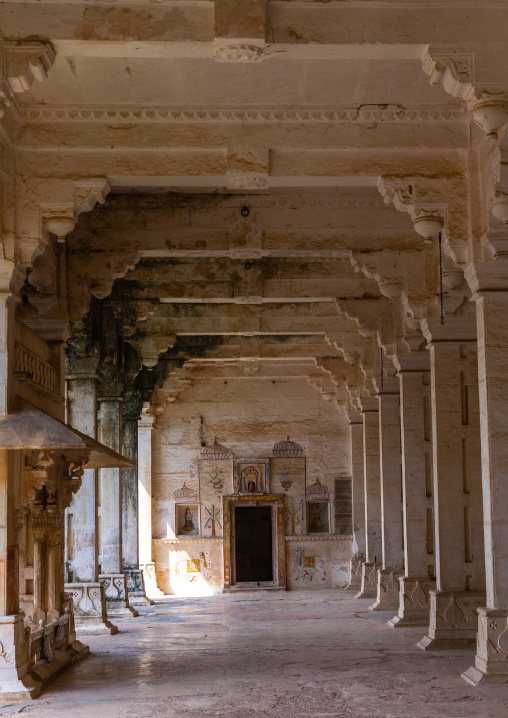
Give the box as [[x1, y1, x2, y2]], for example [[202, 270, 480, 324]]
[[155, 438, 353, 595]]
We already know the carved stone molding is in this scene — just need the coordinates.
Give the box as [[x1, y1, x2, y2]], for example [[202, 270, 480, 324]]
[[346, 555, 364, 590], [422, 48, 508, 138], [155, 537, 223, 544], [19, 106, 464, 124], [0, 40, 55, 116], [215, 44, 263, 63], [74, 180, 111, 215], [418, 590, 486, 649], [389, 575, 436, 628], [227, 173, 269, 191], [284, 535, 352, 542], [377, 178, 445, 235]]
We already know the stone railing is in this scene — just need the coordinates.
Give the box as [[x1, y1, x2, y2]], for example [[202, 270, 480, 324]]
[[14, 343, 60, 395], [29, 609, 70, 667], [14, 320, 61, 398]]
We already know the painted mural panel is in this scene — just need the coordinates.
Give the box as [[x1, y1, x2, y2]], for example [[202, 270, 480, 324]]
[[307, 502, 330, 534], [202, 502, 223, 538], [283, 496, 305, 536], [199, 459, 234, 503], [285, 538, 353, 589], [168, 541, 224, 596], [270, 457, 306, 499], [176, 503, 200, 536], [233, 459, 270, 494]]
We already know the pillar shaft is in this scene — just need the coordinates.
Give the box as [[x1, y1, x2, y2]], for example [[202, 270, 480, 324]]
[[379, 392, 403, 571], [346, 418, 366, 590], [463, 291, 508, 683], [419, 340, 485, 649], [389, 368, 436, 627], [121, 418, 138, 571], [370, 391, 404, 611], [66, 377, 98, 583], [138, 410, 154, 567], [98, 399, 122, 574], [137, 409, 162, 597], [350, 420, 366, 557], [357, 408, 381, 598], [363, 409, 382, 564]]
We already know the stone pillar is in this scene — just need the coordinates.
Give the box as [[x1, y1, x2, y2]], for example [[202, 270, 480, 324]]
[[356, 401, 382, 598], [65, 373, 117, 635], [370, 387, 404, 611], [122, 400, 152, 606], [390, 360, 436, 628], [98, 398, 138, 618], [463, 290, 508, 684], [346, 413, 365, 590], [32, 528, 46, 627], [138, 406, 162, 596], [418, 339, 485, 650]]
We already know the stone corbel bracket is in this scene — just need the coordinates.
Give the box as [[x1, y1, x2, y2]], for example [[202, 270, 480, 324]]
[[422, 48, 508, 140], [377, 176, 471, 269], [0, 40, 55, 117]]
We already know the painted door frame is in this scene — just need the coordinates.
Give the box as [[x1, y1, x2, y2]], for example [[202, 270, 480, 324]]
[[223, 494, 286, 589]]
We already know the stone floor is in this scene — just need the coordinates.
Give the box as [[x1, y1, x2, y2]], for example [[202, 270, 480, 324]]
[[3, 590, 508, 717]]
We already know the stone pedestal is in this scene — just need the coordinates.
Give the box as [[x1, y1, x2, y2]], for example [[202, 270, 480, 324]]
[[0, 614, 41, 699], [418, 590, 485, 650], [141, 562, 164, 598], [389, 576, 436, 628], [124, 568, 153, 606], [462, 608, 508, 684], [65, 582, 118, 635], [99, 574, 138, 618], [346, 555, 364, 592], [356, 562, 380, 599], [370, 569, 403, 611]]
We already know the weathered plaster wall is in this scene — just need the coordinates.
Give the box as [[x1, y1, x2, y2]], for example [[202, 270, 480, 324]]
[[151, 370, 352, 594]]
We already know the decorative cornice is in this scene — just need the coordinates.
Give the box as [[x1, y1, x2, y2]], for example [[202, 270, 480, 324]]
[[17, 105, 465, 125], [154, 537, 223, 544], [101, 195, 386, 211], [285, 535, 353, 542]]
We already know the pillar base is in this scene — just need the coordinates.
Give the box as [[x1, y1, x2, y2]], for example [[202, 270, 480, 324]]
[[0, 675, 42, 701], [99, 573, 139, 618], [369, 569, 403, 611], [0, 614, 41, 700], [461, 607, 508, 685], [141, 562, 164, 598], [30, 640, 89, 690], [355, 562, 380, 599], [417, 590, 485, 650], [388, 575, 436, 628], [345, 556, 364, 591], [65, 582, 118, 635], [124, 568, 154, 606]]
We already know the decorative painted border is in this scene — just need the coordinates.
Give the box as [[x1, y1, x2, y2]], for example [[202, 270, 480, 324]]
[[233, 458, 270, 494], [223, 494, 285, 589]]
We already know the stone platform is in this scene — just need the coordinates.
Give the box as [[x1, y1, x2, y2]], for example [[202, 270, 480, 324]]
[[6, 590, 508, 717]]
